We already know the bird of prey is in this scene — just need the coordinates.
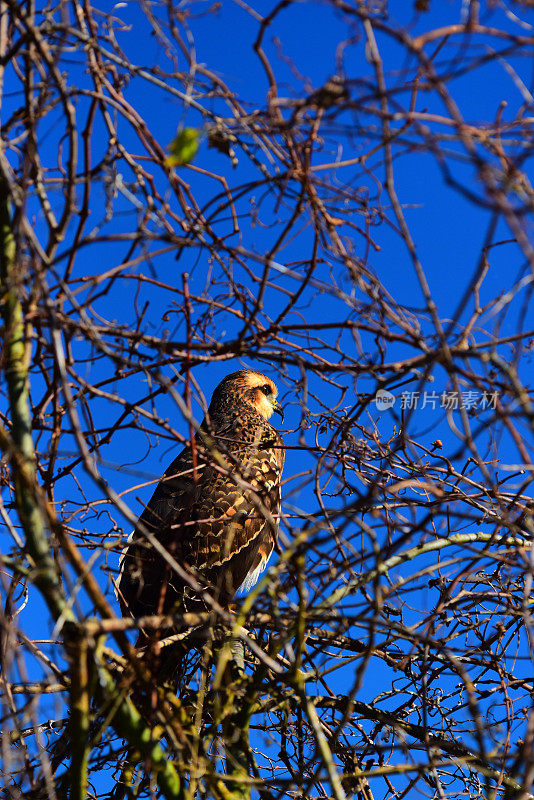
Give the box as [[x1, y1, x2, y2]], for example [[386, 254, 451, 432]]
[[116, 370, 285, 629]]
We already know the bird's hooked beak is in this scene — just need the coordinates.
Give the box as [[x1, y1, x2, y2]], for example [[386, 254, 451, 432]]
[[272, 399, 284, 423]]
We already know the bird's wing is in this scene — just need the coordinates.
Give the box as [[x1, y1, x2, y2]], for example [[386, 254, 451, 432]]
[[116, 445, 198, 617], [117, 418, 284, 615], [185, 422, 283, 598]]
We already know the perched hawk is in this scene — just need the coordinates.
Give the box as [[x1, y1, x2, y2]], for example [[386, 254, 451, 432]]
[[117, 370, 285, 627]]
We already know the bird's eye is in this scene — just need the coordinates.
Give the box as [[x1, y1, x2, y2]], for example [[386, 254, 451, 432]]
[[261, 384, 272, 395]]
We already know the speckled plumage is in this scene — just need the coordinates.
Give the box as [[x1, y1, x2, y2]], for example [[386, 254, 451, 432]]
[[117, 370, 285, 623]]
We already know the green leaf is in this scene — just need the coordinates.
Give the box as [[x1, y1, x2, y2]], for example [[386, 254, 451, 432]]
[[166, 127, 200, 167]]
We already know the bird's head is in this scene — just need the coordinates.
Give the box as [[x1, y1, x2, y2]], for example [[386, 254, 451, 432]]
[[209, 370, 284, 422]]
